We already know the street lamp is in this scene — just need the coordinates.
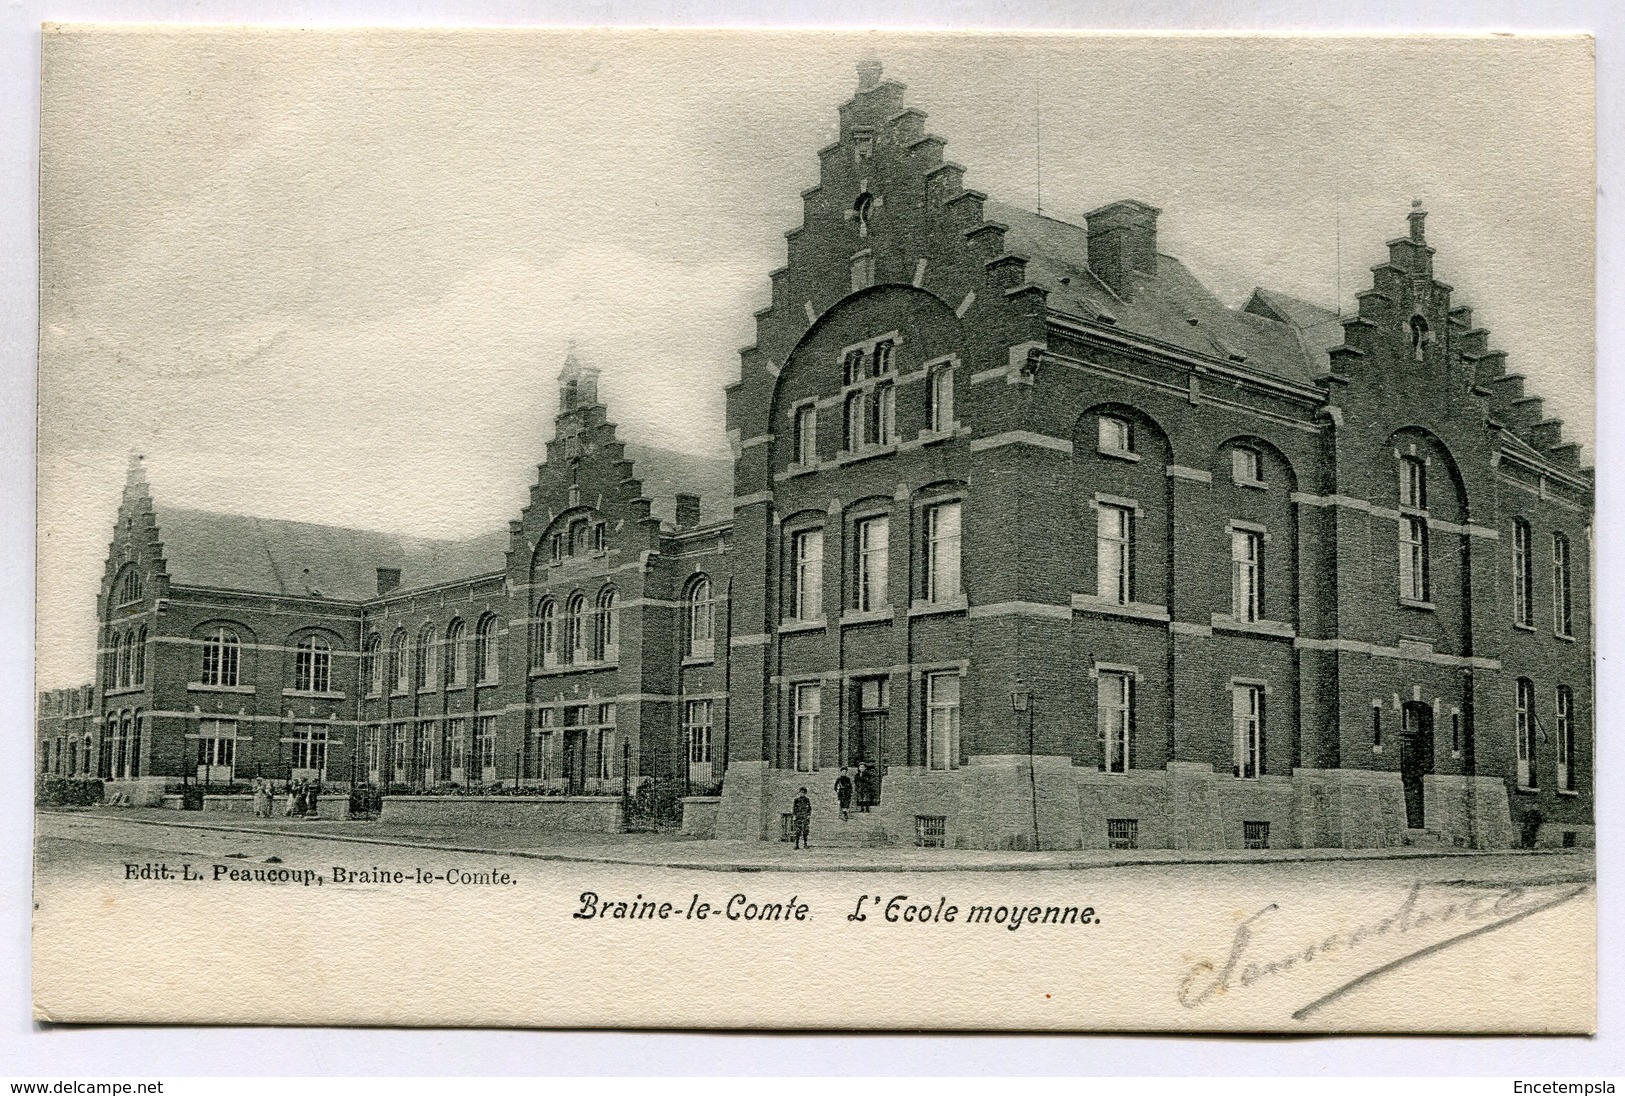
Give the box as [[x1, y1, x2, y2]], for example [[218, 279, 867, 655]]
[[1011, 687, 1039, 851]]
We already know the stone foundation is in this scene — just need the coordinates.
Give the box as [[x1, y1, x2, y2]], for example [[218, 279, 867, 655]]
[[680, 796, 722, 838], [379, 795, 623, 832]]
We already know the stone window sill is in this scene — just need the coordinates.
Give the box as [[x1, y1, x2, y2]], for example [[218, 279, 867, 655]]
[[1071, 595, 1170, 623], [836, 443, 899, 467], [1234, 478, 1268, 490], [1557, 788, 1580, 798], [105, 685, 146, 697], [909, 596, 967, 618], [1399, 598, 1436, 611], [283, 689, 347, 700], [188, 683, 255, 695], [1513, 784, 1540, 796], [1097, 446, 1141, 463], [841, 608, 895, 627], [1513, 622, 1536, 633], [1554, 632, 1576, 643], [778, 618, 828, 635], [776, 463, 820, 481], [1211, 614, 1295, 638], [681, 655, 715, 668]]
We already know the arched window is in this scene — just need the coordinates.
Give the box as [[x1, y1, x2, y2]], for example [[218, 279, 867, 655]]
[[686, 575, 714, 659], [82, 734, 92, 776], [295, 634, 331, 693], [928, 363, 955, 433], [201, 627, 240, 687], [128, 710, 142, 779], [534, 601, 557, 669], [594, 587, 619, 662], [414, 624, 436, 691], [390, 629, 408, 694], [844, 392, 864, 451], [565, 593, 587, 664], [67, 738, 78, 776], [116, 566, 143, 605], [115, 632, 131, 689], [363, 634, 382, 696], [1515, 677, 1537, 789], [793, 405, 818, 467], [475, 614, 499, 685], [444, 620, 466, 686], [132, 626, 147, 686], [1552, 532, 1573, 637]]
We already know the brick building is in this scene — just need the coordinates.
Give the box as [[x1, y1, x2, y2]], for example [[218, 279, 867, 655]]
[[42, 61, 1592, 850]]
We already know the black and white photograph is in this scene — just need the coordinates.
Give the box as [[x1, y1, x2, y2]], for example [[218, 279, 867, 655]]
[[28, 28, 1596, 1034]]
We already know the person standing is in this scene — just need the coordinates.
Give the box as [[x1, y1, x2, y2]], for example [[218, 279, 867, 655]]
[[834, 768, 853, 822], [855, 761, 874, 813], [791, 787, 812, 849], [252, 777, 271, 819]]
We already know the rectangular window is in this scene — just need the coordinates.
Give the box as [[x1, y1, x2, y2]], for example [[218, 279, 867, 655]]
[[591, 521, 606, 553], [1515, 678, 1536, 789], [792, 683, 820, 772], [596, 728, 616, 781], [196, 718, 237, 780], [292, 724, 328, 779], [1514, 520, 1533, 626], [1230, 528, 1263, 621], [872, 339, 895, 376], [1555, 686, 1573, 792], [390, 721, 409, 783], [295, 641, 331, 693], [1232, 447, 1262, 484], [928, 365, 955, 432], [1097, 503, 1134, 605], [1400, 456, 1427, 510], [844, 392, 865, 451], [869, 381, 895, 445], [1372, 703, 1383, 750], [1232, 684, 1264, 778], [1552, 533, 1572, 637], [685, 698, 714, 782], [792, 528, 824, 620], [925, 501, 962, 603], [794, 405, 817, 467], [549, 533, 563, 565], [842, 349, 865, 387], [448, 718, 467, 778], [1097, 671, 1132, 773], [855, 515, 889, 611], [925, 672, 961, 771], [1400, 516, 1430, 601], [477, 715, 498, 780], [1098, 415, 1133, 455]]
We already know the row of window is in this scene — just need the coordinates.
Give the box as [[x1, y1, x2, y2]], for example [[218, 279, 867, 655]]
[[1515, 680, 1581, 793], [530, 587, 619, 669], [192, 629, 332, 692], [785, 673, 959, 773], [187, 719, 329, 780], [790, 356, 955, 466], [781, 500, 962, 623], [545, 516, 608, 565], [364, 616, 500, 696], [104, 626, 147, 690], [1094, 674, 1267, 778], [1512, 520, 1574, 636]]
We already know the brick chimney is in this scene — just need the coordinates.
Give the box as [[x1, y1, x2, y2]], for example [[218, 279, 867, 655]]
[[376, 567, 401, 595], [1085, 200, 1161, 299], [675, 493, 702, 529]]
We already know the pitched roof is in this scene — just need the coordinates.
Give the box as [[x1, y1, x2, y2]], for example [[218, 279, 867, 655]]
[[986, 201, 1339, 383]]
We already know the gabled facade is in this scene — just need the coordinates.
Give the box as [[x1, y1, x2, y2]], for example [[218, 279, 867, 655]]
[[42, 60, 1592, 851]]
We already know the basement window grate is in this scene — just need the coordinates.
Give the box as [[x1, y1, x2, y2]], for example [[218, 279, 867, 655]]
[[1106, 818, 1139, 850], [1243, 820, 1270, 850], [915, 815, 947, 848]]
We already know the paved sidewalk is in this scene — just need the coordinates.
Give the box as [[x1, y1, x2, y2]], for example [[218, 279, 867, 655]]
[[43, 806, 1580, 874]]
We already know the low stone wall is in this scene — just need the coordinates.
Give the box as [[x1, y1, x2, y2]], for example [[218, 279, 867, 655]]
[[680, 797, 722, 838], [101, 778, 167, 808], [204, 794, 351, 821], [380, 795, 623, 832]]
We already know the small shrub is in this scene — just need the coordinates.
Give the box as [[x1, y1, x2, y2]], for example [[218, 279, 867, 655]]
[[35, 776, 105, 808]]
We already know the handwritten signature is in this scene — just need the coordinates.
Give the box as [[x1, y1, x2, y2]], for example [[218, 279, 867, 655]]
[[1177, 879, 1592, 1019]]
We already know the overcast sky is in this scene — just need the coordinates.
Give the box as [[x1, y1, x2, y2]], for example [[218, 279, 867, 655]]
[[36, 30, 1594, 688]]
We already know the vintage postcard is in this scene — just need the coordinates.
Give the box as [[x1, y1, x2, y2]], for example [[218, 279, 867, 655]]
[[33, 28, 1596, 1031]]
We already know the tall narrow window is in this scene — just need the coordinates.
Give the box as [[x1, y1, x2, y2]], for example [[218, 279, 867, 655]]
[[792, 682, 821, 772], [1097, 671, 1132, 774], [132, 626, 147, 686], [1232, 447, 1263, 485], [1399, 516, 1430, 602], [685, 698, 714, 782], [794, 405, 818, 466], [686, 575, 714, 657], [792, 530, 824, 620], [841, 348, 865, 386], [1555, 686, 1574, 792], [870, 381, 896, 445], [1098, 415, 1133, 455], [365, 634, 383, 696], [116, 632, 131, 689], [928, 364, 955, 433], [924, 672, 960, 771], [414, 625, 436, 691], [1097, 504, 1134, 605], [196, 718, 237, 781], [536, 600, 557, 668], [296, 635, 331, 693], [1552, 533, 1572, 637], [475, 615, 499, 685], [872, 339, 895, 376], [444, 620, 465, 687], [844, 391, 865, 451], [476, 715, 498, 779], [1230, 528, 1263, 621], [1513, 519, 1533, 627], [565, 593, 587, 665], [1515, 677, 1536, 789], [925, 501, 962, 603], [116, 566, 144, 605], [390, 629, 408, 693], [201, 627, 241, 688], [596, 707, 616, 782], [1399, 455, 1427, 510], [291, 724, 328, 779], [1232, 684, 1264, 778], [854, 515, 889, 611], [595, 587, 618, 662]]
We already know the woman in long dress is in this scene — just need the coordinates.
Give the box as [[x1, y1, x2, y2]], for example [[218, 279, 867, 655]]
[[252, 777, 271, 818]]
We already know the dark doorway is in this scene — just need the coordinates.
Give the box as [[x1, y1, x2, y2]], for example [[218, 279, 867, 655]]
[[852, 677, 888, 806], [1400, 702, 1435, 829], [563, 730, 588, 795]]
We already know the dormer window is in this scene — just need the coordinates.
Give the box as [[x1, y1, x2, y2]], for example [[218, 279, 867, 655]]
[[1099, 415, 1134, 456]]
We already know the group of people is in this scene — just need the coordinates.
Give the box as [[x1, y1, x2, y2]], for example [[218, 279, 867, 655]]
[[250, 776, 321, 819], [787, 760, 880, 850]]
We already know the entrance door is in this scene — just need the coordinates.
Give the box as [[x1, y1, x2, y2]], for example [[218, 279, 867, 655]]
[[853, 677, 888, 805], [563, 730, 588, 795], [1400, 703, 1435, 829]]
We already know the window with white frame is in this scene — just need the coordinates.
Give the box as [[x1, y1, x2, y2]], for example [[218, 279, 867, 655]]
[[295, 634, 331, 693], [116, 566, 144, 605], [1515, 677, 1536, 789], [1513, 519, 1533, 627], [529, 709, 554, 781], [475, 615, 499, 684], [869, 381, 896, 445], [444, 621, 465, 687], [854, 515, 889, 611], [928, 363, 955, 433], [872, 339, 895, 376], [844, 391, 865, 451], [1097, 671, 1132, 773], [1400, 455, 1427, 510], [1400, 515, 1430, 602], [476, 715, 498, 779], [1232, 447, 1263, 485], [1232, 683, 1264, 778], [365, 634, 383, 695], [597, 712, 616, 782], [1096, 503, 1134, 605], [594, 587, 618, 662], [292, 724, 328, 779], [924, 672, 961, 771], [414, 625, 436, 690], [390, 722, 409, 782], [390, 629, 408, 693], [686, 698, 714, 781], [1552, 532, 1572, 637], [792, 682, 821, 772], [196, 718, 237, 780], [201, 627, 241, 687], [1555, 685, 1574, 792], [686, 574, 715, 657], [131, 627, 146, 686], [535, 600, 557, 668], [1230, 528, 1263, 621], [841, 348, 865, 386], [565, 593, 587, 664], [791, 530, 824, 620], [1098, 415, 1133, 455], [364, 725, 380, 779], [447, 718, 467, 779], [925, 501, 962, 603], [794, 405, 818, 466]]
